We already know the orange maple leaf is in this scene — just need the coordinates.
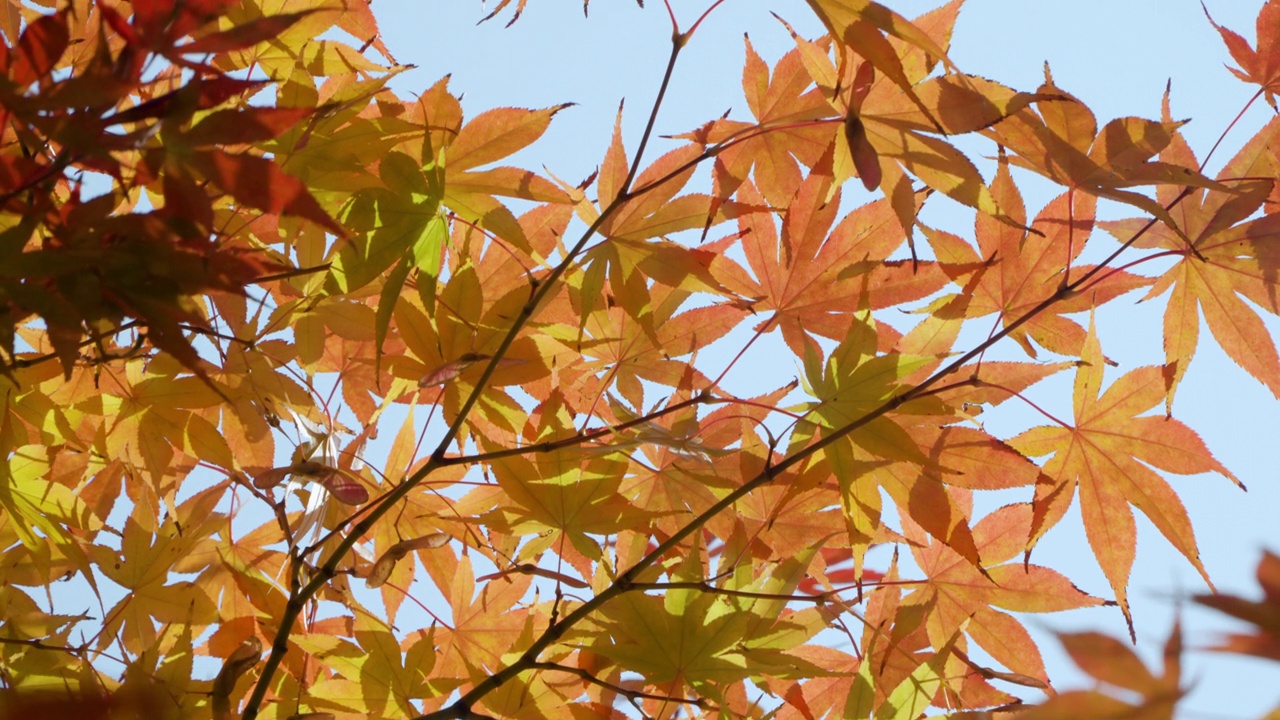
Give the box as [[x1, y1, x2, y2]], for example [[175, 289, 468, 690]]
[[925, 151, 1150, 359], [1205, 0, 1280, 107], [679, 37, 834, 212], [712, 175, 948, 359], [1009, 317, 1242, 635], [984, 67, 1221, 241], [1099, 111, 1280, 407], [901, 500, 1102, 689], [785, 2, 1035, 233]]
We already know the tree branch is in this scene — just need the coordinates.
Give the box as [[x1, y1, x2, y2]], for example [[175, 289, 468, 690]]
[[240, 27, 692, 720]]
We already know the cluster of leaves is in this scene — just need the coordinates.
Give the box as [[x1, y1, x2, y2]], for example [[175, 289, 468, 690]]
[[1, 0, 1279, 718], [0, 0, 357, 380]]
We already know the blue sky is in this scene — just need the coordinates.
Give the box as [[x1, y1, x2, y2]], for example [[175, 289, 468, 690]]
[[365, 1, 1280, 715]]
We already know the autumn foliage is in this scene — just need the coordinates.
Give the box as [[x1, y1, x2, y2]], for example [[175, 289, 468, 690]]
[[3, 0, 1280, 718]]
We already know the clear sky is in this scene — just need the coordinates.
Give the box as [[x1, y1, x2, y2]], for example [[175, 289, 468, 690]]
[[365, 1, 1280, 716]]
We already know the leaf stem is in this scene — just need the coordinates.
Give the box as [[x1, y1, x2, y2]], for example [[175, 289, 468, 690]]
[[686, 0, 729, 39], [983, 381, 1072, 429], [1199, 88, 1262, 172], [629, 580, 834, 604]]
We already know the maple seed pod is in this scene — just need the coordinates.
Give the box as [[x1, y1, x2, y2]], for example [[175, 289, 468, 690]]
[[212, 637, 262, 720], [311, 464, 371, 505], [256, 460, 370, 504], [365, 533, 450, 588], [250, 466, 290, 490], [419, 352, 491, 388]]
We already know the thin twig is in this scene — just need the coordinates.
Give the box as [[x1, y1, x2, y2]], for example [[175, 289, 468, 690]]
[[628, 581, 833, 604], [530, 661, 709, 709]]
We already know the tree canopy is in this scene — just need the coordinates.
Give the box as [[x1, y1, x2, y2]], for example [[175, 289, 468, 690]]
[[1, 0, 1280, 718]]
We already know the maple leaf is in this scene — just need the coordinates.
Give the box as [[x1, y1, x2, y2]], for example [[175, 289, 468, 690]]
[[584, 543, 825, 702], [330, 150, 445, 295], [558, 272, 744, 411], [576, 110, 758, 334], [1100, 111, 1280, 406], [484, 445, 641, 569], [463, 391, 654, 577], [805, 0, 959, 100], [294, 614, 435, 717], [178, 12, 314, 56], [677, 37, 834, 214], [900, 500, 1102, 689], [781, 553, 903, 720], [925, 150, 1150, 358], [712, 174, 948, 360], [828, 550, 1026, 718], [791, 309, 990, 578], [617, 385, 794, 542], [783, 1, 1049, 235], [6, 10, 67, 88], [178, 102, 345, 234], [1009, 317, 1241, 635], [984, 66, 1221, 237], [90, 368, 235, 483], [1204, 0, 1280, 108], [849, 69, 1043, 231], [90, 513, 221, 655], [428, 554, 535, 683], [442, 102, 572, 254], [576, 233, 745, 361]]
